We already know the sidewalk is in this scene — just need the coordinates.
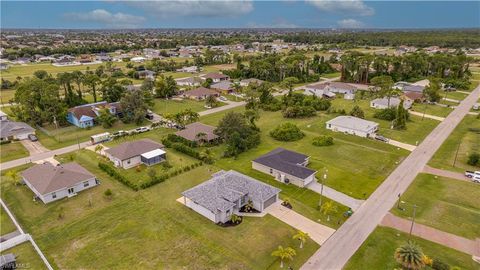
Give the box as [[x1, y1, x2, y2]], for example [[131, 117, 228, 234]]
[[387, 138, 417, 151], [422, 165, 471, 182], [199, 101, 246, 116], [307, 182, 364, 211], [380, 213, 476, 255], [409, 110, 446, 121], [266, 201, 336, 245]]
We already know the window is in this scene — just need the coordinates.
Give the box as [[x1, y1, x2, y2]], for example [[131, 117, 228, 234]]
[[269, 168, 273, 174], [52, 192, 56, 199], [83, 181, 89, 187], [127, 160, 131, 164]]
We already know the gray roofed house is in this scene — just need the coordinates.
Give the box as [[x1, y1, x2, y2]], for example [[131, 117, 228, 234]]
[[201, 72, 230, 83], [370, 97, 412, 109], [0, 121, 35, 141], [104, 139, 165, 169], [176, 77, 202, 87], [21, 162, 99, 204], [211, 81, 234, 94], [326, 116, 379, 138], [0, 254, 16, 269], [183, 87, 219, 100], [252, 148, 316, 187], [175, 122, 219, 143], [239, 78, 264, 87], [403, 84, 425, 93], [182, 170, 281, 223]]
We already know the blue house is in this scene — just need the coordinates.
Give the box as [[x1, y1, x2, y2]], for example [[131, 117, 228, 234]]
[[67, 101, 121, 128]]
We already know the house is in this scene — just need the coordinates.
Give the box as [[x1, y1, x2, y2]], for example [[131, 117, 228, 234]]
[[0, 63, 9, 70], [211, 81, 234, 94], [176, 77, 202, 87], [175, 122, 219, 143], [67, 101, 121, 128], [303, 83, 336, 98], [201, 73, 230, 83], [403, 91, 425, 103], [0, 121, 35, 141], [326, 116, 379, 138], [370, 97, 412, 109], [177, 66, 199, 73], [183, 87, 219, 100], [328, 82, 357, 94], [137, 70, 156, 80], [239, 78, 264, 87], [252, 148, 316, 188], [394, 81, 425, 93], [105, 139, 165, 169], [131, 56, 146, 63], [182, 170, 281, 223], [304, 82, 357, 98], [21, 162, 99, 204], [0, 110, 8, 121], [0, 254, 16, 269]]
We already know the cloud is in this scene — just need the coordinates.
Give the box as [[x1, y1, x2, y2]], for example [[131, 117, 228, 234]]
[[337, 18, 365, 28], [66, 9, 146, 28], [306, 0, 374, 16], [126, 0, 254, 18], [247, 18, 298, 28]]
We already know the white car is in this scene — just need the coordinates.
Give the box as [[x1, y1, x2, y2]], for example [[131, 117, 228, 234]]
[[134, 126, 150, 133], [472, 175, 480, 184], [218, 96, 228, 102]]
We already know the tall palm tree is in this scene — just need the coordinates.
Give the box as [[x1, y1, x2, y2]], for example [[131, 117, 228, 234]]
[[394, 241, 425, 270], [292, 230, 309, 249], [271, 246, 296, 268], [320, 201, 337, 222]]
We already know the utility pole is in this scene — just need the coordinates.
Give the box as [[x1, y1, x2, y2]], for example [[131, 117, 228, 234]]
[[318, 169, 327, 209], [409, 204, 417, 237], [397, 193, 402, 210], [422, 102, 427, 121], [76, 134, 80, 150], [453, 141, 461, 167]]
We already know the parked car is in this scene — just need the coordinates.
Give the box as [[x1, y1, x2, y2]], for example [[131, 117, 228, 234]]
[[472, 175, 480, 183], [465, 171, 480, 178], [218, 96, 228, 102], [112, 130, 127, 137], [135, 126, 150, 133], [146, 112, 154, 120], [28, 134, 38, 142], [375, 134, 389, 143]]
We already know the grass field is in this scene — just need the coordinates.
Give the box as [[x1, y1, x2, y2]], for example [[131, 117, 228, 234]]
[[440, 90, 469, 101], [0, 142, 29, 163], [391, 173, 480, 239], [200, 106, 408, 200], [152, 98, 216, 115], [321, 72, 341, 79], [345, 227, 478, 270], [1, 156, 319, 269], [429, 115, 480, 172], [0, 89, 15, 104], [331, 99, 439, 145], [0, 243, 48, 270], [0, 206, 17, 236], [410, 103, 453, 118]]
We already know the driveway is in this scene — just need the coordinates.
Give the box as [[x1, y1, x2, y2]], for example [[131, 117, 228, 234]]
[[307, 182, 364, 211], [20, 140, 48, 155], [198, 101, 246, 116], [266, 201, 336, 245], [386, 138, 417, 151], [409, 110, 446, 121], [422, 165, 472, 182]]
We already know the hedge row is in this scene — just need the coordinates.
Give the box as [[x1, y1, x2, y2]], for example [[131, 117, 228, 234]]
[[163, 136, 214, 164], [98, 162, 139, 191], [162, 134, 198, 148], [139, 162, 203, 189]]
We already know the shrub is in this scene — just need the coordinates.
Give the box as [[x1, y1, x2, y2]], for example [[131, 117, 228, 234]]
[[467, 153, 480, 166], [0, 140, 11, 145], [104, 189, 113, 199], [98, 162, 138, 191], [312, 135, 334, 147], [282, 105, 316, 118], [373, 108, 397, 121], [432, 258, 450, 270], [349, 105, 365, 119], [270, 123, 305, 142]]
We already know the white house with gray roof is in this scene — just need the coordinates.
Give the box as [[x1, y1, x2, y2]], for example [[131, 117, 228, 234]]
[[370, 97, 412, 109], [252, 148, 316, 187], [326, 116, 379, 138], [0, 120, 35, 141], [182, 170, 281, 223], [105, 139, 165, 169]]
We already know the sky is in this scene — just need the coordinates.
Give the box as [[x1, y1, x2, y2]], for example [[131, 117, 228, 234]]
[[1, 1, 479, 29]]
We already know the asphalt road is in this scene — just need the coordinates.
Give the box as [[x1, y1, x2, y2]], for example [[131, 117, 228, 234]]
[[301, 85, 480, 270]]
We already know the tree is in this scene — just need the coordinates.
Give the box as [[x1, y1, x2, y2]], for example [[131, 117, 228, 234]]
[[371, 75, 398, 107], [155, 75, 177, 98], [270, 123, 305, 142], [281, 77, 299, 95], [349, 105, 365, 119], [120, 89, 149, 125], [104, 189, 113, 200], [214, 112, 260, 157], [244, 108, 260, 129], [94, 144, 104, 154], [394, 241, 425, 270], [97, 108, 116, 128], [423, 78, 441, 102], [195, 132, 207, 144], [5, 170, 20, 185], [467, 153, 480, 166], [230, 214, 242, 224], [271, 246, 296, 268], [33, 70, 48, 79], [71, 70, 85, 99], [292, 230, 309, 249], [394, 100, 408, 130], [205, 95, 218, 108], [320, 201, 337, 221], [101, 78, 125, 102], [84, 74, 101, 102]]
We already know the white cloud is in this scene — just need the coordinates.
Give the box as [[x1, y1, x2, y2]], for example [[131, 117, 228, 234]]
[[337, 18, 365, 28], [306, 0, 374, 16], [127, 0, 254, 18], [66, 9, 146, 28]]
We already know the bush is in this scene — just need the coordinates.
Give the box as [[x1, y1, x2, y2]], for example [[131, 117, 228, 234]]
[[312, 135, 334, 147], [98, 162, 139, 191], [162, 133, 197, 148], [104, 189, 113, 199], [270, 123, 305, 142], [282, 105, 316, 118], [432, 258, 450, 270], [373, 108, 396, 121], [349, 105, 365, 119], [261, 102, 282, 112], [0, 140, 11, 145], [467, 153, 480, 166]]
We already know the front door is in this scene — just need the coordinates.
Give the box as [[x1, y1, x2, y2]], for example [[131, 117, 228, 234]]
[[68, 187, 74, 194]]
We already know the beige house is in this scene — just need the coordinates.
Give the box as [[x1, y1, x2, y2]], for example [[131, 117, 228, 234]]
[[105, 139, 165, 169]]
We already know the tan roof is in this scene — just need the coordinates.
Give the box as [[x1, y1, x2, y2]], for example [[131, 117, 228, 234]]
[[175, 122, 219, 142], [104, 139, 164, 161], [184, 87, 219, 98], [22, 162, 95, 195], [202, 73, 229, 80]]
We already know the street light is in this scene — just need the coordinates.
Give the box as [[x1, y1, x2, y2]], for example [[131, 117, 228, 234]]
[[409, 204, 418, 237], [318, 169, 327, 209]]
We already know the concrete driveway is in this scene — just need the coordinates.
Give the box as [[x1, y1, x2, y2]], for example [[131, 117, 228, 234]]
[[307, 182, 364, 211], [266, 201, 335, 245], [20, 140, 48, 155]]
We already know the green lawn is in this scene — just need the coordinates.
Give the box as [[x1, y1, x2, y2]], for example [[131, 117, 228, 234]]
[[441, 90, 469, 101], [345, 227, 478, 270], [331, 99, 439, 145], [0, 89, 15, 104], [429, 115, 480, 172], [0, 142, 29, 163], [1, 243, 48, 270], [200, 107, 408, 200], [321, 72, 341, 79], [391, 173, 480, 239], [152, 98, 214, 115], [410, 103, 453, 118], [1, 159, 319, 269], [0, 206, 17, 235]]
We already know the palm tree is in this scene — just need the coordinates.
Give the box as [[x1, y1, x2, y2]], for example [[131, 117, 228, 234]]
[[271, 246, 296, 268], [84, 74, 101, 102], [195, 132, 207, 144], [5, 170, 19, 185], [394, 241, 425, 270], [320, 201, 337, 222], [292, 230, 309, 249], [94, 144, 104, 154], [230, 214, 242, 224]]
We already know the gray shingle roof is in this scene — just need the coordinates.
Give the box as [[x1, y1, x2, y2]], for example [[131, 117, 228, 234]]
[[182, 170, 281, 213], [22, 162, 95, 195], [327, 116, 379, 133], [175, 122, 219, 142], [0, 121, 34, 139], [104, 139, 164, 161], [253, 148, 316, 179]]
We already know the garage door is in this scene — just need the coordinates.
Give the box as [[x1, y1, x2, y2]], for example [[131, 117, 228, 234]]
[[263, 195, 277, 209]]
